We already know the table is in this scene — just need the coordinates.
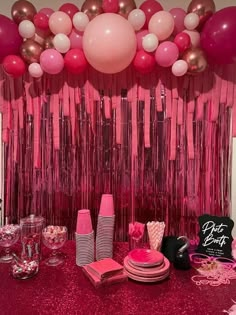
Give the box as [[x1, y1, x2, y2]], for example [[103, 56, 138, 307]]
[[0, 241, 235, 315]]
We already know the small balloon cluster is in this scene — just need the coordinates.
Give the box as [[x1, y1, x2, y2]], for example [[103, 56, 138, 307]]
[[0, 0, 236, 79]]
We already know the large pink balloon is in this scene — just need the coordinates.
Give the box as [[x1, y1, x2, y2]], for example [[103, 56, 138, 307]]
[[40, 49, 64, 74], [83, 13, 137, 73], [201, 6, 236, 64], [0, 14, 23, 63]]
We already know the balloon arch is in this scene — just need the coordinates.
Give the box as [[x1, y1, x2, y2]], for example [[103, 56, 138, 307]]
[[0, 0, 235, 77], [0, 0, 236, 239]]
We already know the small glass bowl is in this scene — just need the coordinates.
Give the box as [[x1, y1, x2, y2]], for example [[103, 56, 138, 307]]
[[42, 226, 67, 266], [0, 224, 20, 263]]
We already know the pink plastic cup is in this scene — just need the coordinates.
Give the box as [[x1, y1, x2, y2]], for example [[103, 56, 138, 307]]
[[76, 209, 93, 234], [99, 194, 114, 216]]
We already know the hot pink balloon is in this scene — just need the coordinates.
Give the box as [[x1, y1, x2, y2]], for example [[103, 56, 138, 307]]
[[49, 11, 72, 35], [136, 29, 149, 50], [155, 41, 179, 67], [83, 13, 137, 74], [174, 32, 191, 54], [3, 55, 26, 78], [33, 12, 49, 30], [139, 0, 163, 30], [201, 6, 236, 64], [169, 8, 187, 36], [59, 3, 79, 20], [64, 48, 88, 74], [133, 49, 156, 74], [0, 14, 23, 63], [69, 28, 83, 49], [102, 0, 119, 13], [39, 8, 54, 18], [40, 49, 64, 74]]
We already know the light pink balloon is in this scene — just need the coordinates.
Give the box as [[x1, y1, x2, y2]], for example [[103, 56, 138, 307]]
[[183, 30, 200, 47], [128, 9, 146, 31], [28, 62, 44, 78], [169, 8, 186, 36], [149, 11, 174, 41], [136, 29, 149, 50], [171, 59, 188, 76], [155, 41, 179, 67], [49, 11, 72, 35], [40, 49, 64, 74], [184, 13, 199, 30], [83, 13, 137, 74], [69, 28, 83, 49]]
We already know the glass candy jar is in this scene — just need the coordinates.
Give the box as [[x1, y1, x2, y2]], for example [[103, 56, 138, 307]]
[[20, 215, 45, 262]]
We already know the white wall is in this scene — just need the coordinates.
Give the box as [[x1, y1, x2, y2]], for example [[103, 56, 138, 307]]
[[0, 0, 236, 235]]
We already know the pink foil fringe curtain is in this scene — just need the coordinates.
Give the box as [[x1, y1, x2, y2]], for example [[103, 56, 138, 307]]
[[0, 64, 235, 240]]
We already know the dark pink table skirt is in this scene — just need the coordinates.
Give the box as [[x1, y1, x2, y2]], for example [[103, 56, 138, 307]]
[[0, 241, 235, 315]]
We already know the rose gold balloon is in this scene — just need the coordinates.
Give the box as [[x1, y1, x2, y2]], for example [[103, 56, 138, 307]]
[[81, 0, 103, 20], [187, 0, 216, 29], [44, 35, 55, 50], [33, 28, 52, 46], [118, 0, 136, 19], [11, 0, 37, 24], [182, 47, 208, 75], [20, 39, 43, 64]]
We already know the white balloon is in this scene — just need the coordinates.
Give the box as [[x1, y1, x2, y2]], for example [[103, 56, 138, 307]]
[[28, 63, 44, 78], [172, 60, 188, 77], [142, 33, 159, 52], [53, 33, 71, 53], [183, 30, 200, 47], [73, 12, 89, 32], [128, 9, 146, 31], [18, 20, 36, 39], [184, 13, 200, 31]]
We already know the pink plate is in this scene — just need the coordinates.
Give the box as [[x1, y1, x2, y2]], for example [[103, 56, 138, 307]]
[[124, 256, 170, 278], [128, 249, 164, 267], [124, 268, 170, 283]]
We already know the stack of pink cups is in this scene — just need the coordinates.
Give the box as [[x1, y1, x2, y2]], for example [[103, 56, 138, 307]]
[[96, 194, 115, 261], [75, 209, 94, 266]]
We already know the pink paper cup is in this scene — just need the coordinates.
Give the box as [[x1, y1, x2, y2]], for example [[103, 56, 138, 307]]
[[76, 209, 93, 234], [99, 194, 114, 216]]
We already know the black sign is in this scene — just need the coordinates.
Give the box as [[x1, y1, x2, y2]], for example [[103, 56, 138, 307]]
[[197, 214, 234, 259]]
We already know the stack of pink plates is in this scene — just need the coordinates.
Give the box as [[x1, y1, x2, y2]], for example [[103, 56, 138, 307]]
[[123, 248, 170, 283]]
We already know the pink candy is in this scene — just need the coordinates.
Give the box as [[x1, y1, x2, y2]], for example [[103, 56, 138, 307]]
[[11, 259, 39, 280], [42, 225, 67, 249], [0, 224, 20, 247]]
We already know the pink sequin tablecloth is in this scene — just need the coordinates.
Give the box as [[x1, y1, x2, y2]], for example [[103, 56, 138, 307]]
[[0, 241, 235, 315]]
